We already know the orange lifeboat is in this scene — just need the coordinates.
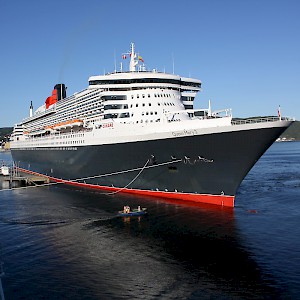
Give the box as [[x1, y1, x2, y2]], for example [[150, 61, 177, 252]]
[[52, 119, 84, 130]]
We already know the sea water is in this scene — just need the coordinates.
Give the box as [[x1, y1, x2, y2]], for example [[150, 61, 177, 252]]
[[0, 142, 299, 299]]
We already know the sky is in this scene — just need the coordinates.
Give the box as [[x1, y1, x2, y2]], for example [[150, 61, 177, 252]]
[[0, 0, 299, 127]]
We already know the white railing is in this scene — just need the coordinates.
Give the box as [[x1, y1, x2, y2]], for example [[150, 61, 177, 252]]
[[232, 116, 295, 125], [211, 108, 232, 118], [12, 130, 86, 149]]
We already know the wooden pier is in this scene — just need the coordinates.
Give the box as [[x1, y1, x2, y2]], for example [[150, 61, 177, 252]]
[[1, 168, 49, 187]]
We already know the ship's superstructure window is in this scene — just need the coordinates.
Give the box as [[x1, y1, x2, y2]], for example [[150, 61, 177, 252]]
[[101, 95, 127, 101], [181, 95, 195, 110], [89, 78, 184, 86], [104, 104, 128, 110], [104, 112, 129, 119]]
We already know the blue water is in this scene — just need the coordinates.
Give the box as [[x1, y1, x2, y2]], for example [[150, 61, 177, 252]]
[[0, 142, 299, 299]]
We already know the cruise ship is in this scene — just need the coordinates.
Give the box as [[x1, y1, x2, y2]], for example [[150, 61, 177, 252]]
[[10, 43, 294, 207]]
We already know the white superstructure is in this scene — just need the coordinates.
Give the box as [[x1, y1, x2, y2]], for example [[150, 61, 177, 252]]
[[11, 43, 222, 148], [11, 42, 292, 151]]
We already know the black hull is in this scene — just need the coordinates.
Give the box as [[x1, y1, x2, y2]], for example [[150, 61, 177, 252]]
[[11, 126, 287, 206]]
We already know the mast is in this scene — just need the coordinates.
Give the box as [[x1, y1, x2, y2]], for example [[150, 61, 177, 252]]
[[29, 101, 33, 117], [208, 100, 212, 117], [129, 42, 138, 72]]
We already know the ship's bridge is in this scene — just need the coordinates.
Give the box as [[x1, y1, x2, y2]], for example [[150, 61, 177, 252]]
[[88, 71, 201, 94]]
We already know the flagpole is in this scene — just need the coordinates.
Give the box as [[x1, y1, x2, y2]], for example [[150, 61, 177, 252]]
[[278, 105, 281, 121]]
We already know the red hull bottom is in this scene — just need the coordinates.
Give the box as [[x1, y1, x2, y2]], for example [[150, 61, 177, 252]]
[[18, 168, 235, 208]]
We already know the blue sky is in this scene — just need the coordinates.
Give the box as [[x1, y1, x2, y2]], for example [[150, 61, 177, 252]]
[[0, 0, 299, 127]]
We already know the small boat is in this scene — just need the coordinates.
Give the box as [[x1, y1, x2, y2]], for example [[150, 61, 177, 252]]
[[0, 165, 10, 176], [118, 206, 147, 217]]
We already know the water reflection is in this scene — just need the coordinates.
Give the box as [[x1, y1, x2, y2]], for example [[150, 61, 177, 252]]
[[1, 185, 282, 299], [0, 149, 293, 299]]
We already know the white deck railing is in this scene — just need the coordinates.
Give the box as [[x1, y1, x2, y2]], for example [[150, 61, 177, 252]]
[[231, 116, 295, 125]]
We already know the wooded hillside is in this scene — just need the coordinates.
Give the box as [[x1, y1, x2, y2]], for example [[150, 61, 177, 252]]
[[0, 127, 12, 143], [281, 121, 300, 140]]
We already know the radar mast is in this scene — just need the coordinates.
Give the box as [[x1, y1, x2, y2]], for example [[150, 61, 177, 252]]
[[129, 42, 138, 72]]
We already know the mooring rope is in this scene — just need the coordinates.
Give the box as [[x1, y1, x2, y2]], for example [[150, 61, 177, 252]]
[[0, 158, 182, 192], [104, 159, 150, 195], [70, 158, 182, 182]]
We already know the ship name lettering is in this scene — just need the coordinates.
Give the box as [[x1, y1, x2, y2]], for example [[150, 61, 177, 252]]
[[172, 129, 198, 137]]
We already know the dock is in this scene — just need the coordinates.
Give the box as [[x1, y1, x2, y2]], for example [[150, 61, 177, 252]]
[[3, 174, 50, 186], [1, 166, 49, 187]]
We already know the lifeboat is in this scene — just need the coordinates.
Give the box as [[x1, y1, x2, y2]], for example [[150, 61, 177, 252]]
[[52, 119, 84, 130]]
